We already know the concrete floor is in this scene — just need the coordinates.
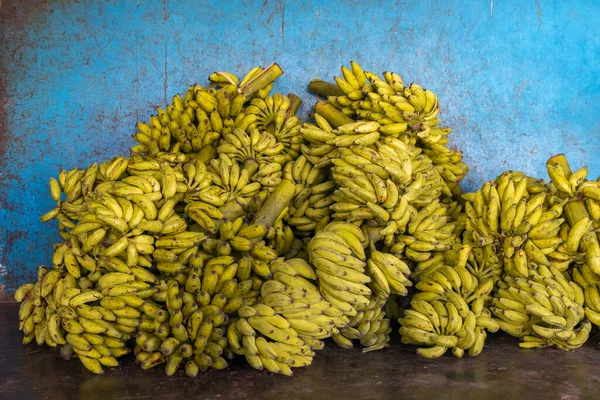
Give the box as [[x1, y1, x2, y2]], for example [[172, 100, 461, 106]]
[[1, 302, 599, 400]]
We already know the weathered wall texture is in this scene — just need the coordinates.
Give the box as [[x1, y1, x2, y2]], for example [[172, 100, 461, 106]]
[[1, 0, 599, 295]]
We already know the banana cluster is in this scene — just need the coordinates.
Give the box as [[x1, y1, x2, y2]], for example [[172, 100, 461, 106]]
[[307, 223, 372, 317], [399, 297, 496, 358], [332, 295, 391, 352], [462, 171, 568, 282], [546, 155, 600, 276], [301, 117, 458, 265], [367, 251, 413, 297], [228, 303, 315, 376], [132, 65, 283, 157], [15, 267, 142, 374], [282, 155, 335, 236], [493, 265, 590, 349], [259, 259, 347, 345], [398, 244, 500, 358], [309, 61, 468, 191], [573, 264, 600, 326]]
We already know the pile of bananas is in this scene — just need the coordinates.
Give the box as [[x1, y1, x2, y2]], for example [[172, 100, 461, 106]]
[[13, 61, 600, 378]]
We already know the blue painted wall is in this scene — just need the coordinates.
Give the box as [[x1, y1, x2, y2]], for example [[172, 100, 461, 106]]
[[1, 0, 599, 295]]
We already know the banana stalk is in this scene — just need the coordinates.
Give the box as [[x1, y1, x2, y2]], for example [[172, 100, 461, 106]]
[[308, 79, 345, 97], [313, 101, 353, 128], [239, 63, 283, 99]]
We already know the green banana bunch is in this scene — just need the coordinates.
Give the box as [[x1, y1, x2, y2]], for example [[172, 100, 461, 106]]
[[332, 295, 391, 352], [493, 264, 589, 350], [282, 154, 336, 236], [132, 65, 283, 157], [462, 170, 569, 282]]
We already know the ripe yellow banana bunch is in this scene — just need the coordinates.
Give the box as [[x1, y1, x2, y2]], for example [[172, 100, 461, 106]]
[[572, 264, 600, 327], [546, 155, 600, 277], [217, 127, 289, 165], [493, 264, 589, 350], [332, 295, 392, 352], [383, 198, 458, 268], [366, 250, 413, 297], [399, 297, 492, 358], [259, 259, 348, 344], [282, 155, 336, 236], [15, 267, 139, 374], [326, 140, 447, 228], [41, 156, 132, 234], [206, 153, 265, 207], [308, 61, 467, 189], [462, 170, 570, 282], [243, 93, 304, 161], [228, 303, 315, 376], [398, 243, 500, 358], [307, 222, 372, 317]]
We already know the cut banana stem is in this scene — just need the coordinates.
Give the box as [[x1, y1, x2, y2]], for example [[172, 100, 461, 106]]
[[251, 179, 296, 240], [239, 63, 284, 99], [313, 101, 354, 128], [307, 79, 345, 97]]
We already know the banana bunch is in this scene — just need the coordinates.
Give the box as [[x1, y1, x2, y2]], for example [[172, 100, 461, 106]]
[[259, 258, 348, 343], [243, 93, 304, 161], [307, 222, 372, 317], [206, 153, 267, 206], [493, 264, 589, 349], [299, 113, 338, 166], [384, 199, 459, 269], [228, 303, 315, 376], [132, 65, 283, 157], [15, 267, 136, 374], [325, 139, 448, 229], [398, 244, 501, 358], [366, 250, 413, 297], [546, 155, 600, 276], [308, 61, 467, 189], [399, 297, 496, 358], [572, 264, 600, 326], [332, 295, 392, 352], [217, 127, 289, 166], [264, 217, 297, 257], [410, 244, 494, 312], [462, 170, 570, 282], [282, 155, 336, 236], [411, 260, 495, 309], [130, 263, 247, 376], [40, 156, 133, 236]]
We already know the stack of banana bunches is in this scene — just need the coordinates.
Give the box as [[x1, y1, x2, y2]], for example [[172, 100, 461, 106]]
[[15, 61, 600, 377]]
